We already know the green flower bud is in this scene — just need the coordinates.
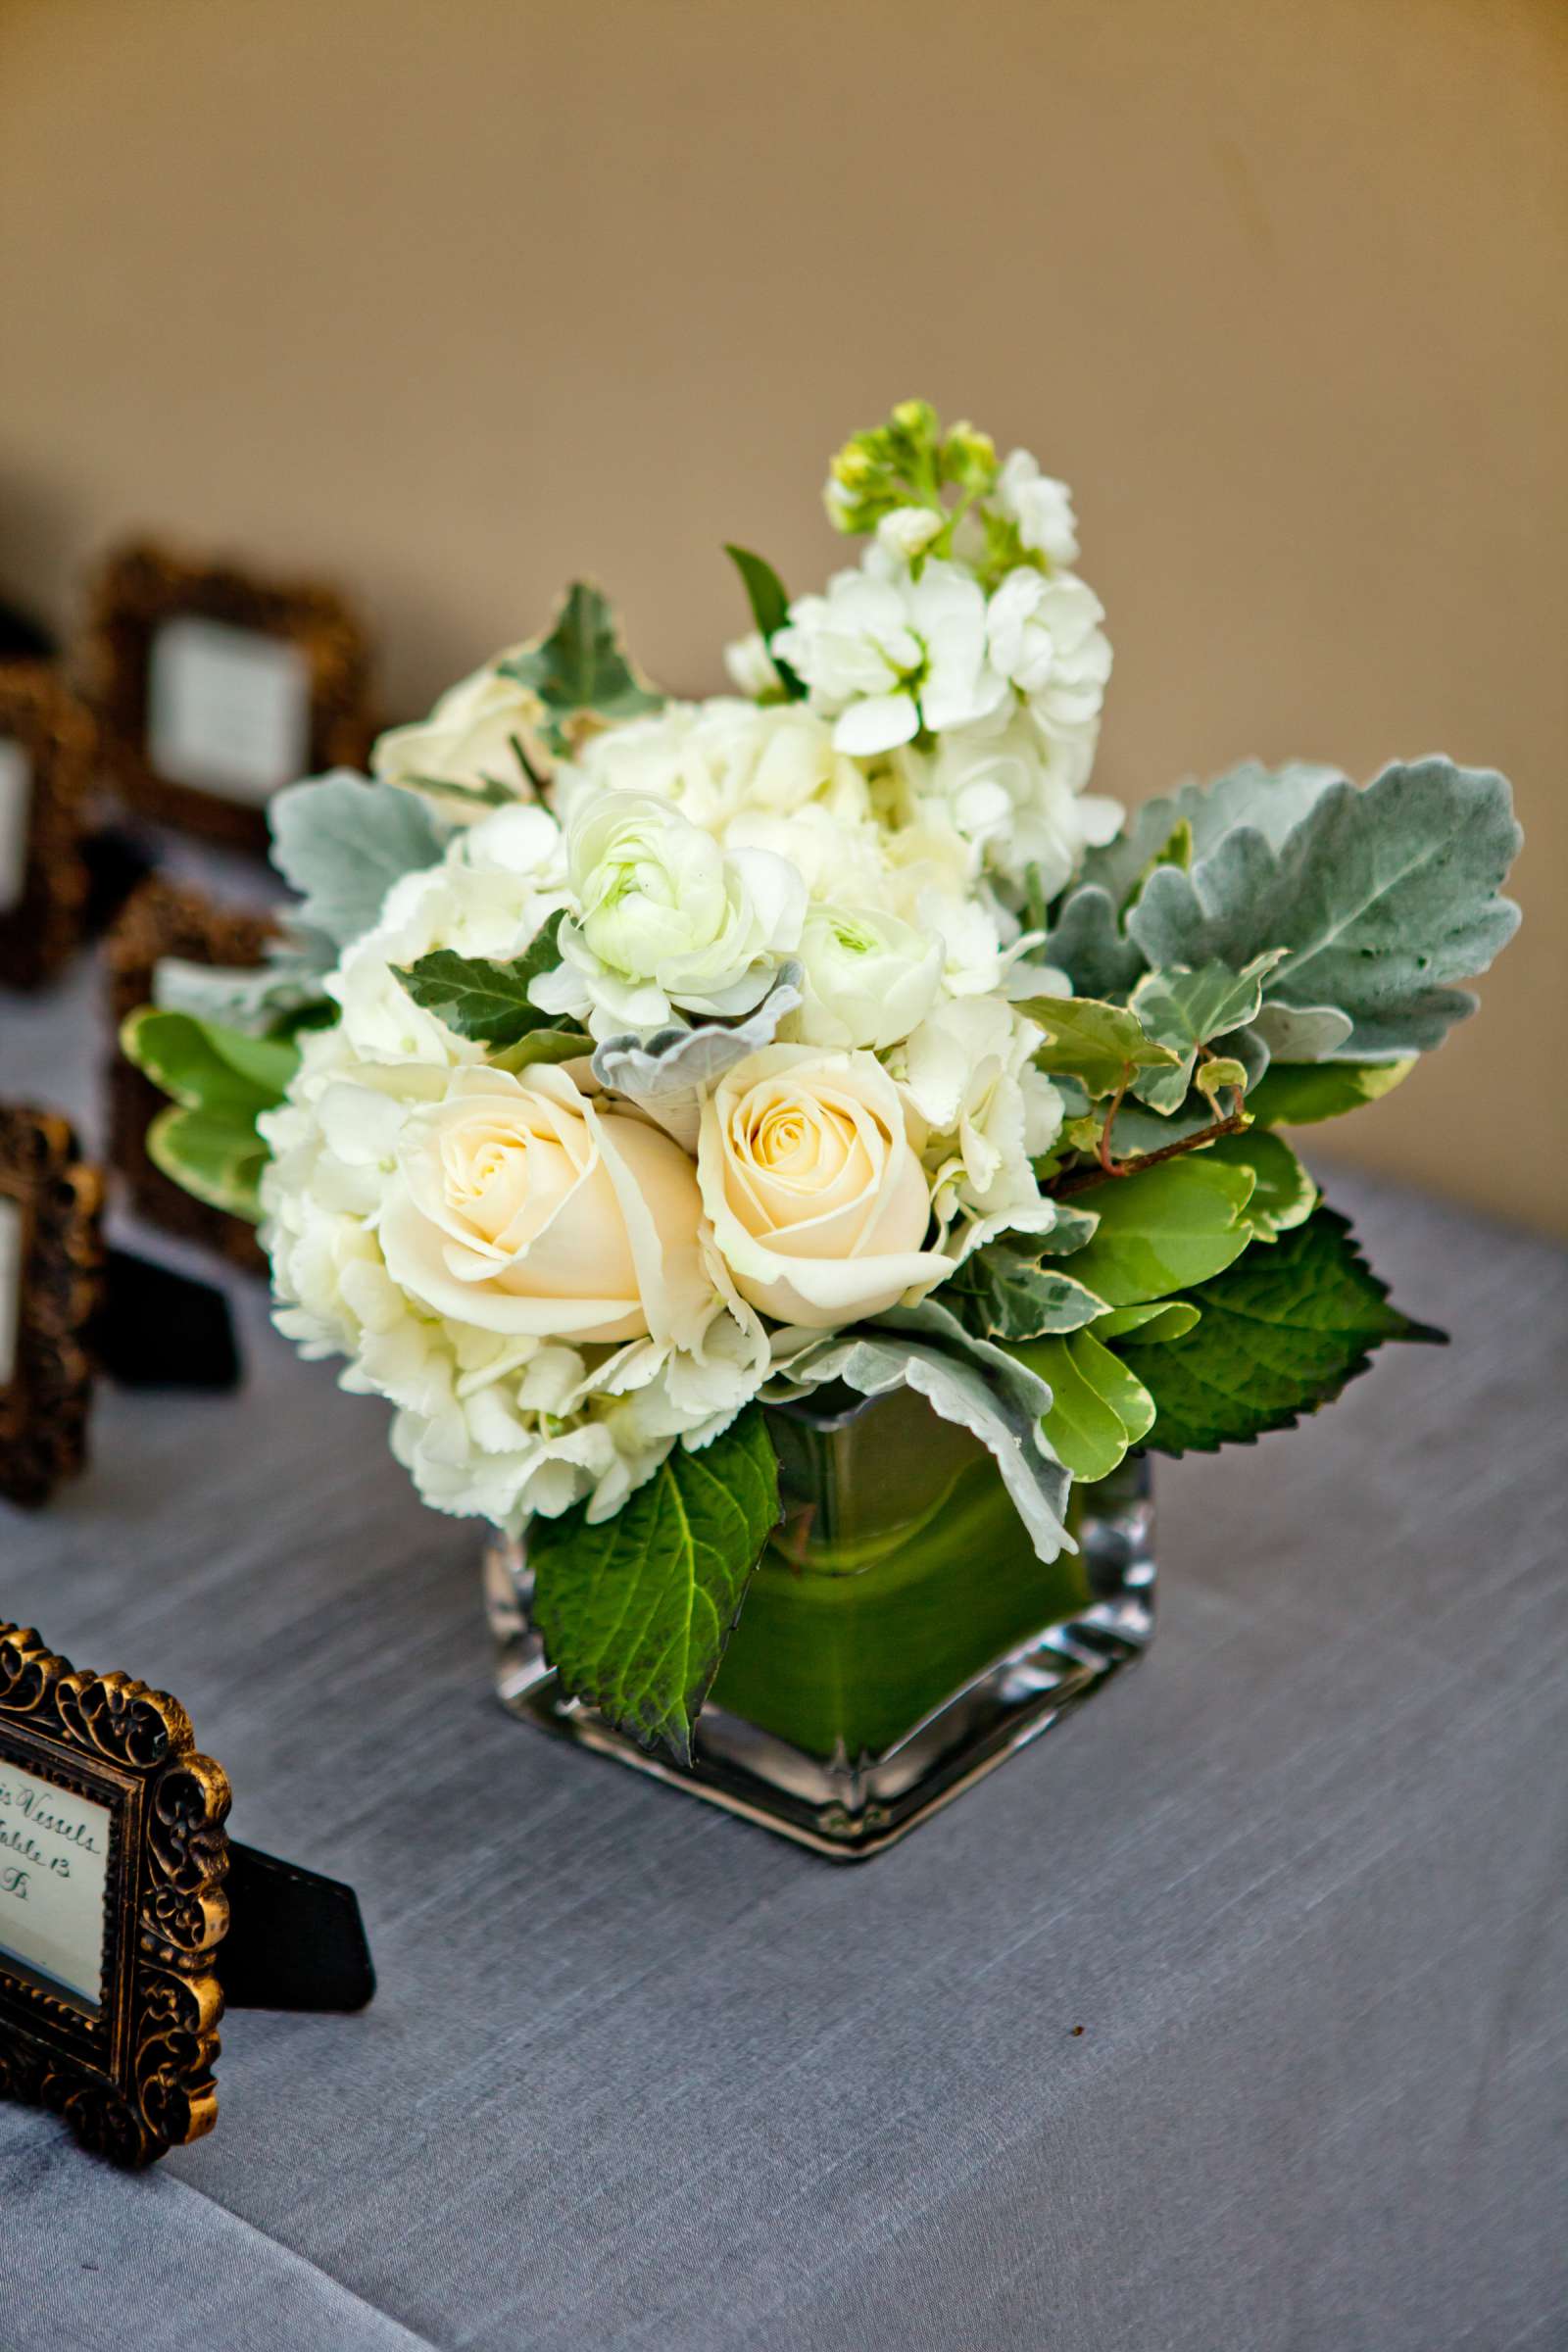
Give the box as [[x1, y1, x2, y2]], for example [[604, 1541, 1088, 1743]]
[[942, 421, 999, 491]]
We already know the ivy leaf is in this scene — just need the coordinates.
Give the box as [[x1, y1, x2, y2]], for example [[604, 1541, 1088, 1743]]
[[1118, 1203, 1443, 1455], [947, 1245, 1108, 1343], [498, 583, 664, 754], [1128, 760, 1522, 1058], [1195, 1055, 1249, 1104], [146, 1105, 268, 1224], [1247, 1057, 1416, 1127], [1032, 1203, 1100, 1257], [393, 911, 565, 1048], [1128, 951, 1285, 1112], [1058, 1156, 1256, 1307], [723, 546, 806, 699], [529, 1407, 782, 1764], [122, 1008, 299, 1115], [270, 770, 445, 949], [1013, 1331, 1155, 1482], [1015, 992, 1181, 1099], [1200, 1131, 1317, 1243]]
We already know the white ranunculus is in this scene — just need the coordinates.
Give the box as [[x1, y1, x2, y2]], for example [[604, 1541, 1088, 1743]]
[[698, 1044, 952, 1328], [771, 553, 1009, 757], [555, 700, 870, 841], [895, 996, 1063, 1250], [900, 716, 1123, 897], [789, 903, 944, 1052], [986, 568, 1112, 743], [531, 792, 805, 1037], [380, 1060, 713, 1346], [325, 803, 567, 1063], [993, 452, 1079, 567], [372, 656, 540, 810]]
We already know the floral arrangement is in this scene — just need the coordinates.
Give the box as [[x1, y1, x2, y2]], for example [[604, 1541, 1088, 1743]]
[[123, 400, 1522, 1760]]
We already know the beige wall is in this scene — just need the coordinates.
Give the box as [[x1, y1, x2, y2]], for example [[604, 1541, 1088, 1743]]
[[2, 0, 1564, 1231]]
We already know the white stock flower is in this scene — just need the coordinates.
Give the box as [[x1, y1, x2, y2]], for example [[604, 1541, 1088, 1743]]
[[986, 568, 1112, 752], [993, 452, 1079, 567], [899, 715, 1122, 897], [875, 506, 945, 561], [788, 903, 944, 1051], [771, 554, 1008, 756], [531, 792, 805, 1037], [895, 997, 1063, 1251], [372, 656, 540, 808], [698, 1044, 952, 1328], [722, 631, 783, 699]]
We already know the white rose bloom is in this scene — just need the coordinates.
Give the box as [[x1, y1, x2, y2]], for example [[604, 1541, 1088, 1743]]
[[556, 700, 870, 840], [986, 568, 1112, 747], [722, 631, 782, 699], [771, 553, 1009, 757], [531, 792, 805, 1037], [895, 997, 1064, 1252], [788, 903, 944, 1052], [698, 1044, 952, 1328], [372, 655, 540, 810], [994, 452, 1079, 567], [900, 715, 1122, 898]]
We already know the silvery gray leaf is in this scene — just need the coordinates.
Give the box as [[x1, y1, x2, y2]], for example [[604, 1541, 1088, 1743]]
[[783, 1308, 1073, 1562], [1079, 758, 1347, 912], [153, 930, 335, 1036], [591, 963, 804, 1151], [1127, 760, 1522, 1058], [270, 769, 445, 949], [1038, 885, 1148, 1001], [1247, 1001, 1355, 1062]]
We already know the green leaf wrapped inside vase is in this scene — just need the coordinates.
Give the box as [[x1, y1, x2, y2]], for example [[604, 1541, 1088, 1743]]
[[529, 1406, 783, 1763], [122, 1006, 301, 1227]]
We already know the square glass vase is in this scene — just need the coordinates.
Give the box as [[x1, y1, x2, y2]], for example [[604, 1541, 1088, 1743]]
[[485, 1386, 1154, 1861]]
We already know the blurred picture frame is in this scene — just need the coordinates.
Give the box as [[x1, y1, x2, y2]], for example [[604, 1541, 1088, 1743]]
[[0, 665, 94, 993], [103, 876, 273, 1274], [0, 1103, 105, 1510], [82, 539, 374, 852]]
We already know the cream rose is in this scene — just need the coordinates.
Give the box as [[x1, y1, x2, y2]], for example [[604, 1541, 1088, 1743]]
[[380, 1062, 711, 1345], [371, 657, 541, 810], [697, 1045, 952, 1329]]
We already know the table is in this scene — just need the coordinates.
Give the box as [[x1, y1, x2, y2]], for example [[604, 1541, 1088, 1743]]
[[3, 951, 1565, 2352]]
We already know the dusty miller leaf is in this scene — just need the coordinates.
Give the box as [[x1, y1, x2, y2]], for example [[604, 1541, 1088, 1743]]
[[590, 964, 804, 1152], [270, 770, 445, 949]]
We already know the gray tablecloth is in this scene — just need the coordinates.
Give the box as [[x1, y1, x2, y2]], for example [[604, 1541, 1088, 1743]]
[[2, 954, 1565, 2352]]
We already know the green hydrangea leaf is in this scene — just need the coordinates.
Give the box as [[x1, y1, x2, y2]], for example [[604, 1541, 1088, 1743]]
[[1248, 1057, 1416, 1127], [1128, 951, 1285, 1112], [1014, 1330, 1155, 1482], [1016, 992, 1181, 1099], [393, 911, 565, 1048], [146, 1105, 268, 1224], [270, 769, 445, 949], [1200, 1131, 1317, 1243], [1058, 1156, 1256, 1307], [498, 582, 664, 753], [122, 1008, 299, 1116], [1128, 760, 1522, 1058], [947, 1246, 1108, 1343], [1118, 1203, 1442, 1455], [529, 1406, 782, 1764]]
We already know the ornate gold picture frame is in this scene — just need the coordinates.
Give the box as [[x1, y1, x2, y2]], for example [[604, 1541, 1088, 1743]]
[[104, 876, 273, 1274], [0, 663, 94, 991], [0, 1624, 229, 2167], [0, 1104, 104, 1509], [82, 539, 374, 852]]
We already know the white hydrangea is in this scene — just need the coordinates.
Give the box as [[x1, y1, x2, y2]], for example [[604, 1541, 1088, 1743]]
[[896, 715, 1123, 897], [555, 699, 870, 839], [893, 996, 1065, 1254]]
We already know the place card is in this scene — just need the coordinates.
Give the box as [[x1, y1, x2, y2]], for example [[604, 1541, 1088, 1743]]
[[0, 1622, 374, 2168], [83, 539, 374, 852], [0, 667, 93, 992], [0, 1105, 103, 1510]]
